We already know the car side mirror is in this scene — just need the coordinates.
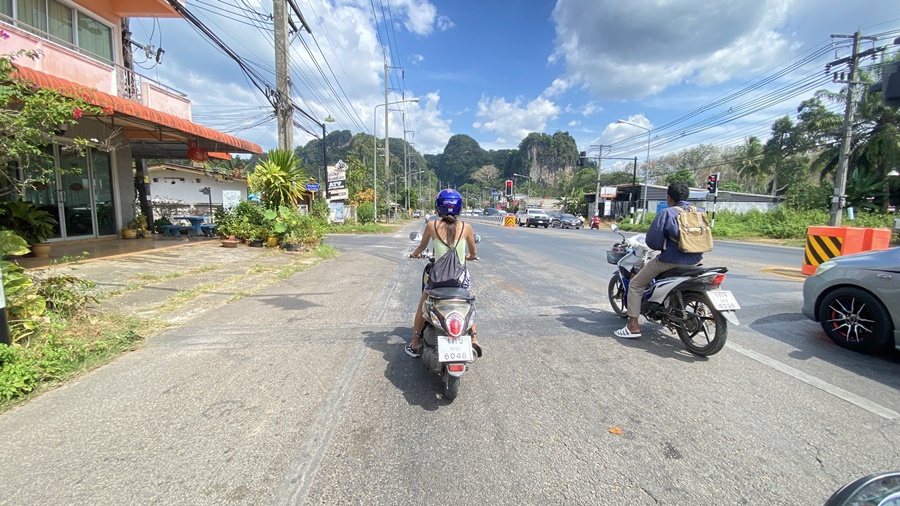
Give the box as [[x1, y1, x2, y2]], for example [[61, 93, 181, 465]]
[[409, 232, 422, 241]]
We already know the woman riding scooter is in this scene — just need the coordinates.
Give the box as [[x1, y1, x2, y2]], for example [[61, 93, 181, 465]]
[[408, 189, 482, 358]]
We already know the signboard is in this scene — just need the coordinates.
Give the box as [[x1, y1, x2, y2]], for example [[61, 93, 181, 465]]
[[491, 191, 500, 196], [600, 186, 617, 199], [305, 183, 321, 191], [328, 201, 345, 223], [327, 160, 348, 201], [222, 190, 242, 211]]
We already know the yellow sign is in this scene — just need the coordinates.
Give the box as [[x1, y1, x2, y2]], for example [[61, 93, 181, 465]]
[[804, 235, 842, 268], [504, 216, 516, 227]]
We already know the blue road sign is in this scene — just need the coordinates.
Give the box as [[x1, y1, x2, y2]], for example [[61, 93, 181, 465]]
[[305, 183, 321, 191]]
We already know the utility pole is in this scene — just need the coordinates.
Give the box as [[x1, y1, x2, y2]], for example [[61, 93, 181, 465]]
[[593, 144, 603, 217], [384, 64, 390, 219], [273, 0, 292, 150], [827, 31, 877, 226]]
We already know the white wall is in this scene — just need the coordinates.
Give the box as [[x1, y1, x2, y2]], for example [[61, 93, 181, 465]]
[[148, 168, 247, 207]]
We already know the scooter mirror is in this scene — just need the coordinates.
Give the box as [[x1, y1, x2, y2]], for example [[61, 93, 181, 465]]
[[474, 234, 481, 243], [610, 224, 619, 232], [824, 471, 900, 506], [409, 232, 422, 241]]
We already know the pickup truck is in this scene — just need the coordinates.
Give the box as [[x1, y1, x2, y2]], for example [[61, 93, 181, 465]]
[[516, 208, 550, 228]]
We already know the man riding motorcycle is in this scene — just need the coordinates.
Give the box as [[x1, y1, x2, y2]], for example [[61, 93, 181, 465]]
[[614, 182, 705, 339]]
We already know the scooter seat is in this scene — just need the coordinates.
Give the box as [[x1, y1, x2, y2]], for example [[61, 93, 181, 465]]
[[657, 265, 727, 279], [429, 287, 475, 300]]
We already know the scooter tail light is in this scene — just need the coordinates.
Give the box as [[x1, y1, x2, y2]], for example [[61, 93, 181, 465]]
[[710, 273, 726, 288], [446, 313, 464, 336], [448, 364, 465, 372]]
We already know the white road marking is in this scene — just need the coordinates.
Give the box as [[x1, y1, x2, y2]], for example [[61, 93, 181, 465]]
[[727, 342, 899, 420]]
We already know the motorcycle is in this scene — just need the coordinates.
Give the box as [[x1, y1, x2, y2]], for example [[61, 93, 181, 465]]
[[606, 224, 739, 356], [408, 232, 481, 401], [590, 215, 601, 230]]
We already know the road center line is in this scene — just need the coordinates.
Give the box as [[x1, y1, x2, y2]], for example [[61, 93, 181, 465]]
[[726, 342, 899, 420]]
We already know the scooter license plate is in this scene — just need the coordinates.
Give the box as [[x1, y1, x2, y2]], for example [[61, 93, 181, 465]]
[[437, 335, 473, 362], [707, 290, 740, 311]]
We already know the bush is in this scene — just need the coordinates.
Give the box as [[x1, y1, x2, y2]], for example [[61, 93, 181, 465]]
[[356, 202, 375, 224]]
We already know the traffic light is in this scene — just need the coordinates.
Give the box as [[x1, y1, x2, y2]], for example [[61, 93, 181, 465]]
[[505, 179, 513, 197], [707, 172, 719, 195]]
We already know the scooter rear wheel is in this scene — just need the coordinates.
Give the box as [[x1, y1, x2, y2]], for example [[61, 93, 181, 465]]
[[675, 293, 727, 356], [443, 371, 460, 401]]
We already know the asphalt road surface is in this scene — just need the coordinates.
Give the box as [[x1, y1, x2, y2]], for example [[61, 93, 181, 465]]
[[0, 220, 897, 505]]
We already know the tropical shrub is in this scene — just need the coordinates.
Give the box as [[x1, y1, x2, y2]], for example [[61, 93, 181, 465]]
[[356, 202, 375, 224], [247, 149, 308, 209]]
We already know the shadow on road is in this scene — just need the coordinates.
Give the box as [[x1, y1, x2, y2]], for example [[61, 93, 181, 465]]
[[749, 312, 900, 389], [361, 327, 453, 411], [555, 305, 708, 363]]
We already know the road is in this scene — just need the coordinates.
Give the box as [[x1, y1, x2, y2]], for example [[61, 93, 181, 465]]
[[0, 220, 897, 505]]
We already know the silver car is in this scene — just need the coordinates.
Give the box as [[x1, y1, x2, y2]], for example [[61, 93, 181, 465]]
[[801, 247, 900, 353]]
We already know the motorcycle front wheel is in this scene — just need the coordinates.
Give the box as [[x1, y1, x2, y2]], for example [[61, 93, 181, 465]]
[[607, 276, 628, 317], [674, 292, 727, 356]]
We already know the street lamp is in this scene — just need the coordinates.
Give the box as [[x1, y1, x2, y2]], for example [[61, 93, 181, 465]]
[[373, 98, 419, 221], [513, 173, 532, 201], [617, 119, 651, 223]]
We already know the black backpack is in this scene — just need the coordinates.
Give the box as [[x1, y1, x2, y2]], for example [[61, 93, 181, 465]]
[[427, 223, 468, 289]]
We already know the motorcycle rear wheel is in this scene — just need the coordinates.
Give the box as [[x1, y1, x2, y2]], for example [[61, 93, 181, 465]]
[[675, 293, 727, 356], [443, 370, 460, 401], [607, 276, 628, 318]]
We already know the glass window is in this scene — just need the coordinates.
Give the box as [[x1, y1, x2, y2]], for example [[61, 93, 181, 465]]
[[77, 11, 112, 62], [48, 1, 73, 45], [15, 0, 47, 33], [1, 1, 12, 19]]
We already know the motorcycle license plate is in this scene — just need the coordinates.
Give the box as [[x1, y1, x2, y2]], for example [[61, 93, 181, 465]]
[[707, 290, 740, 311], [437, 335, 473, 362]]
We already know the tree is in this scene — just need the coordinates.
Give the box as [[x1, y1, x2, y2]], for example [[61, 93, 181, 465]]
[[734, 136, 765, 193], [665, 169, 695, 186], [1, 44, 100, 198], [763, 116, 799, 196], [471, 164, 499, 183]]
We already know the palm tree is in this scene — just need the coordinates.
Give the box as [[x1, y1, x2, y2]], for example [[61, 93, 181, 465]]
[[735, 136, 765, 192]]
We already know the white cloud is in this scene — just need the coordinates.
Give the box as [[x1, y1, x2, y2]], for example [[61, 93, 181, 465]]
[[473, 95, 561, 148], [597, 114, 653, 145], [549, 0, 791, 99], [411, 54, 425, 64], [437, 15, 455, 31], [568, 120, 580, 127], [543, 77, 572, 97], [405, 92, 454, 154]]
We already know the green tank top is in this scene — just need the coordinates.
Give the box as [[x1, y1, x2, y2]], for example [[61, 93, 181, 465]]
[[433, 222, 466, 266]]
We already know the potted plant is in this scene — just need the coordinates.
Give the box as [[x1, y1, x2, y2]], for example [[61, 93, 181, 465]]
[[0, 201, 58, 257], [122, 216, 140, 239], [263, 208, 287, 248]]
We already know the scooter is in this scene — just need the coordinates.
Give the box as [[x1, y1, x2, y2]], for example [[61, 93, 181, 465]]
[[408, 232, 481, 401], [606, 224, 740, 356], [590, 215, 601, 229]]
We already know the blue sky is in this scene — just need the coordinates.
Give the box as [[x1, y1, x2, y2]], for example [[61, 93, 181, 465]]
[[135, 0, 900, 167]]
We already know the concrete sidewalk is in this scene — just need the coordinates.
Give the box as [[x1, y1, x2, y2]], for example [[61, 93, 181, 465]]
[[40, 240, 331, 325]]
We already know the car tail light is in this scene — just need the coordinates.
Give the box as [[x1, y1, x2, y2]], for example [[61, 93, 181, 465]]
[[710, 273, 726, 288], [448, 364, 465, 372], [446, 313, 464, 336]]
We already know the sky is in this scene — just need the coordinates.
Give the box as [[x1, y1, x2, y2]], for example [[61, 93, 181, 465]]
[[134, 0, 900, 168]]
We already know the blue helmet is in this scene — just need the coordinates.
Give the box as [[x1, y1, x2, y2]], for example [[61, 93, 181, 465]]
[[435, 189, 462, 216]]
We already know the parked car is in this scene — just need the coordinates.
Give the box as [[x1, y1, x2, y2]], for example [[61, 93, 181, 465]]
[[801, 247, 900, 353], [484, 208, 505, 216], [550, 213, 583, 229]]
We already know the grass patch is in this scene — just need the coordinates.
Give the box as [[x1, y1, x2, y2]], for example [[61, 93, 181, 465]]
[[0, 312, 167, 412], [324, 223, 398, 234]]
